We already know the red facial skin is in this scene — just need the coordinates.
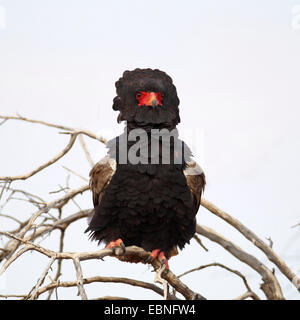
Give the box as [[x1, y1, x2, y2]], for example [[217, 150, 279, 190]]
[[136, 91, 162, 106]]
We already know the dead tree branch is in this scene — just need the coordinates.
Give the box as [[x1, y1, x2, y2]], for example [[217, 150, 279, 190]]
[[200, 199, 300, 293], [196, 224, 284, 300], [178, 262, 260, 300]]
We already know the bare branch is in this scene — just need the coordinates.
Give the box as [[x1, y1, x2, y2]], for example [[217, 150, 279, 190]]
[[201, 198, 300, 293], [0, 186, 89, 262], [0, 118, 8, 126], [0, 294, 27, 299], [79, 134, 95, 167], [0, 114, 76, 131], [193, 234, 209, 252], [47, 228, 65, 300], [266, 237, 273, 248], [234, 291, 259, 300], [73, 257, 88, 300], [36, 276, 178, 300], [291, 223, 300, 228], [196, 224, 284, 300], [92, 296, 131, 300], [62, 166, 89, 182], [0, 114, 107, 144], [0, 232, 205, 300], [178, 262, 260, 300], [0, 213, 23, 225], [0, 132, 78, 182], [28, 257, 56, 300]]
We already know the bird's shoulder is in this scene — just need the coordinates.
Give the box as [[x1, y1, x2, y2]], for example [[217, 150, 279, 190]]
[[184, 160, 206, 212], [89, 156, 116, 207]]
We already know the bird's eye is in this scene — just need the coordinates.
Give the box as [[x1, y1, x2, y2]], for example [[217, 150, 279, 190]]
[[136, 92, 142, 99]]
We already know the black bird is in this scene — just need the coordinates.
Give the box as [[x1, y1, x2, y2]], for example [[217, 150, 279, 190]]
[[86, 68, 205, 268]]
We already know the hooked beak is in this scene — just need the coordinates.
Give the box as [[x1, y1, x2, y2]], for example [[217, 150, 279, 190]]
[[148, 92, 158, 107], [151, 99, 158, 108], [137, 91, 162, 107]]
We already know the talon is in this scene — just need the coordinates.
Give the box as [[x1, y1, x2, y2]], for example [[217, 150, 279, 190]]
[[158, 251, 169, 270], [144, 255, 153, 263], [120, 241, 126, 251], [121, 242, 126, 260]]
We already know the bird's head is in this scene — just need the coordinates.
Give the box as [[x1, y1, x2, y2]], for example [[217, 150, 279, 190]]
[[112, 68, 180, 128]]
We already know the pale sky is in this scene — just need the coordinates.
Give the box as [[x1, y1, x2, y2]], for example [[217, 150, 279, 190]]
[[0, 0, 300, 299]]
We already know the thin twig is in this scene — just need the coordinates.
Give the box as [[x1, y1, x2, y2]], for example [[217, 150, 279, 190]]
[[36, 276, 178, 300], [79, 134, 95, 167], [47, 229, 65, 300], [0, 114, 107, 144], [0, 133, 78, 182], [73, 257, 88, 300], [28, 257, 56, 300], [178, 262, 260, 300], [193, 234, 209, 252], [62, 166, 88, 182]]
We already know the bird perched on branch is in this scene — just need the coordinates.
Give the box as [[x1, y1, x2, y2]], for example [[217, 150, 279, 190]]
[[86, 68, 205, 269]]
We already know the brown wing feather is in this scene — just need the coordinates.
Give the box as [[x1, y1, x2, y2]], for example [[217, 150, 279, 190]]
[[89, 156, 115, 224], [184, 161, 206, 213]]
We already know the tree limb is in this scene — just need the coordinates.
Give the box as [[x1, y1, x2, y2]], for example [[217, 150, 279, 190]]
[[196, 224, 284, 300], [200, 198, 300, 293]]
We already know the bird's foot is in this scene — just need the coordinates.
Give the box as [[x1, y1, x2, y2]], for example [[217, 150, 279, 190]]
[[106, 238, 126, 256], [146, 249, 169, 270]]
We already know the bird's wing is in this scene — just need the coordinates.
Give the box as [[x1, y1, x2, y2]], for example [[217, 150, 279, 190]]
[[184, 161, 206, 213], [88, 156, 116, 223]]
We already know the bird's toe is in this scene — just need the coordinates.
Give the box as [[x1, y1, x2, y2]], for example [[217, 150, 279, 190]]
[[146, 249, 169, 270], [106, 238, 126, 256]]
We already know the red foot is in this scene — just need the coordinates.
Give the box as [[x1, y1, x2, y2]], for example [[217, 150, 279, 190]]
[[106, 238, 124, 249], [105, 239, 126, 259], [149, 249, 169, 270]]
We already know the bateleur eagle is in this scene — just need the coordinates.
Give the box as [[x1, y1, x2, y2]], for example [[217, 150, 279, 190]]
[[86, 68, 205, 268]]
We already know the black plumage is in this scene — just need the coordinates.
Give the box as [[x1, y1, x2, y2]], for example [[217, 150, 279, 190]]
[[86, 68, 205, 261]]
